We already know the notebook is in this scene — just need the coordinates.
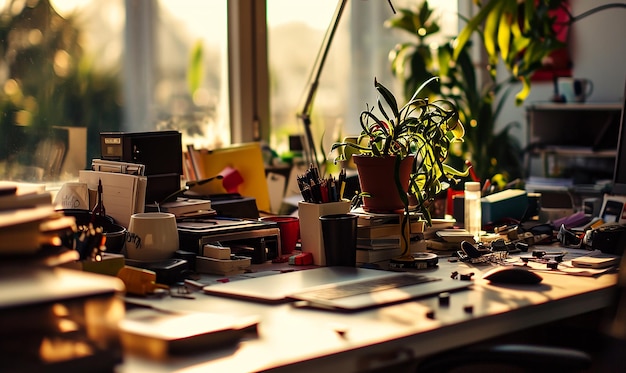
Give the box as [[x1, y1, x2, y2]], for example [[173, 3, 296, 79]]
[[202, 267, 471, 311]]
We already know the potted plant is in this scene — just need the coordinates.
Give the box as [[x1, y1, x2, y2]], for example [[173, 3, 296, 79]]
[[330, 76, 467, 260]]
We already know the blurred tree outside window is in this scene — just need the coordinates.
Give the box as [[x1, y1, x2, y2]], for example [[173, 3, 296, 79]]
[[0, 0, 457, 184], [0, 0, 228, 183], [0, 0, 124, 182]]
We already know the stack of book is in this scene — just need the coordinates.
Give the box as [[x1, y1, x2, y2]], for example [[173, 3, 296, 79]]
[[352, 208, 426, 264], [157, 197, 215, 219], [0, 182, 76, 258]]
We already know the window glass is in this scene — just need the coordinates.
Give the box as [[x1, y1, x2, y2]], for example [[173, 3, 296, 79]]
[[267, 0, 458, 160], [0, 0, 124, 183], [155, 0, 229, 150], [0, 0, 228, 184]]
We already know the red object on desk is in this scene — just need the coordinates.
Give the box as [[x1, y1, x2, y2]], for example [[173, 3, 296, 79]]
[[446, 189, 464, 217], [220, 166, 244, 193], [289, 252, 313, 266]]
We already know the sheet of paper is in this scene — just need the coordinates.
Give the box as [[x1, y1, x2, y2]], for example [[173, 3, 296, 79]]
[[79, 170, 147, 227], [267, 172, 286, 214]]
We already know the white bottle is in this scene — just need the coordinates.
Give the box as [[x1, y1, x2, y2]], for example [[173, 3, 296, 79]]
[[464, 181, 482, 241]]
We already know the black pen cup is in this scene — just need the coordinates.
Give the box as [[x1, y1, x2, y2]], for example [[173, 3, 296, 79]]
[[319, 213, 358, 267]]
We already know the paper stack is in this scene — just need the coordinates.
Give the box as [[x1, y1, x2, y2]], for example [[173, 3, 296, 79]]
[[79, 170, 147, 228], [0, 181, 76, 255]]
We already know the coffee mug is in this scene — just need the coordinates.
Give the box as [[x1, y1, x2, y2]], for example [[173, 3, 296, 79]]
[[557, 77, 593, 103], [125, 212, 179, 262]]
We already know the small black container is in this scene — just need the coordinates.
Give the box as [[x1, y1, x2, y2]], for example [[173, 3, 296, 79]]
[[59, 209, 127, 253]]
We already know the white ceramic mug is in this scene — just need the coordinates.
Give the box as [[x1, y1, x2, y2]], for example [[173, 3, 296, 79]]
[[557, 77, 593, 103], [125, 212, 179, 262]]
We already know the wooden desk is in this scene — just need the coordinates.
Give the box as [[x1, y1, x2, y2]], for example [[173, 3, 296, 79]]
[[118, 250, 617, 373]]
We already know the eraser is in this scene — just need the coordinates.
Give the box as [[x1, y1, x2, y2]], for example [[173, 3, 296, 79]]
[[289, 252, 313, 266]]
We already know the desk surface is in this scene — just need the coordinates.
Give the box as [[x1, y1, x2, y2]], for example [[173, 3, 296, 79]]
[[118, 249, 618, 373]]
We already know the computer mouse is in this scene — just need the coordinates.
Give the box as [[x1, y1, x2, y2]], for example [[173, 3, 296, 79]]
[[482, 266, 543, 285]]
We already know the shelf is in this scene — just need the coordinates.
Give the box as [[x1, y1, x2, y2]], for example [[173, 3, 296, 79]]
[[530, 146, 616, 158], [527, 102, 622, 111], [525, 103, 623, 180]]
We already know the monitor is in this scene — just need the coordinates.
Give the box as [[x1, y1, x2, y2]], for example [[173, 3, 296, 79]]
[[610, 82, 626, 195]]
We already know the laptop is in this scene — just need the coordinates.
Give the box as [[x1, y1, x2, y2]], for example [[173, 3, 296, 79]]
[[202, 267, 472, 311]]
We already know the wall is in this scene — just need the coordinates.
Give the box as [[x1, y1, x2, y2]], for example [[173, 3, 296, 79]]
[[496, 0, 626, 150]]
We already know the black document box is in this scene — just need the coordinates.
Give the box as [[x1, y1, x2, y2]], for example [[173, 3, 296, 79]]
[[178, 218, 281, 264]]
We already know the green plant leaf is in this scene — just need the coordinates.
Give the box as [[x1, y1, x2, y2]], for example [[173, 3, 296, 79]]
[[483, 0, 503, 62], [514, 77, 531, 106], [497, 1, 517, 63], [453, 0, 500, 60], [187, 40, 204, 97]]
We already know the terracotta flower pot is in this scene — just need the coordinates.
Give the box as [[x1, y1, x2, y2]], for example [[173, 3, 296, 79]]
[[352, 154, 414, 213]]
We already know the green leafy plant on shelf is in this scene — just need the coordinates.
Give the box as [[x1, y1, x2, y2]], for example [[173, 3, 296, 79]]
[[331, 77, 467, 258]]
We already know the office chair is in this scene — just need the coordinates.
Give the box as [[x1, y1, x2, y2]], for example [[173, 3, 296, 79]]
[[415, 343, 592, 373], [415, 254, 626, 373]]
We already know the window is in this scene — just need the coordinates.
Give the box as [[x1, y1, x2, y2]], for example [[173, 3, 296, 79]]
[[0, 0, 228, 183], [146, 0, 230, 149], [0, 0, 457, 184], [267, 0, 459, 162], [0, 0, 126, 183]]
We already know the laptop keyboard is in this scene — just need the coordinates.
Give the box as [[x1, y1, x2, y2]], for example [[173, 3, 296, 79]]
[[293, 273, 440, 301]]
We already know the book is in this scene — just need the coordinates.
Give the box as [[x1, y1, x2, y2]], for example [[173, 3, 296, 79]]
[[357, 224, 401, 239], [0, 190, 52, 211], [159, 197, 213, 217], [357, 219, 425, 239], [423, 217, 456, 239], [356, 247, 403, 263], [352, 207, 424, 226], [0, 205, 59, 254], [357, 237, 401, 249]]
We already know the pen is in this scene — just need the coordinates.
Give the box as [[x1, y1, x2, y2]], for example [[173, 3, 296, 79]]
[[465, 160, 480, 182], [481, 179, 491, 196]]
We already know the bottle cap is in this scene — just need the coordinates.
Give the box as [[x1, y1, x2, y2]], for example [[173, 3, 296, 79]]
[[465, 181, 481, 192]]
